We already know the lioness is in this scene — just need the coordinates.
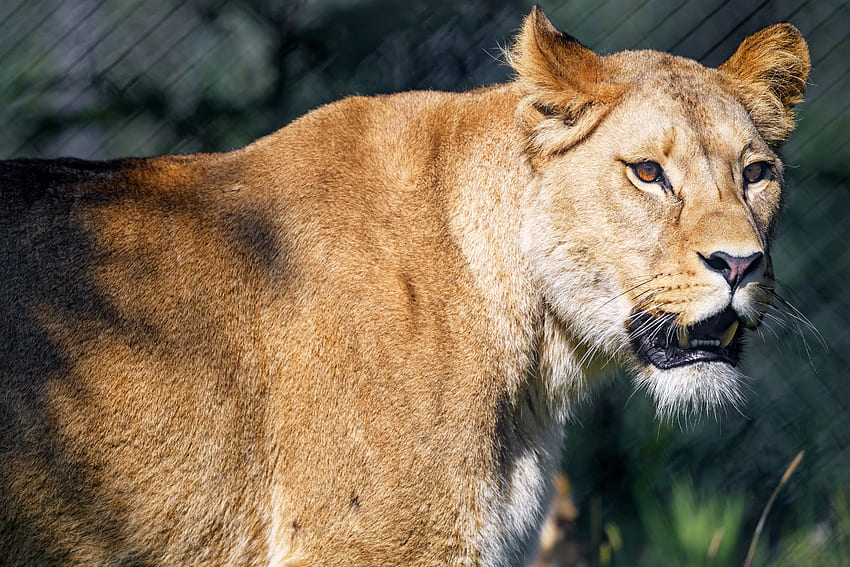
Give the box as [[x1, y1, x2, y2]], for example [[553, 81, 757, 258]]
[[0, 7, 809, 566]]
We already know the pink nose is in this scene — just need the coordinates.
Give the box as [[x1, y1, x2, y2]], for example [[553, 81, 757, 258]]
[[701, 251, 764, 290]]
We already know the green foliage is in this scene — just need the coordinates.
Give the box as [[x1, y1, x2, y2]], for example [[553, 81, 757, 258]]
[[638, 477, 746, 567]]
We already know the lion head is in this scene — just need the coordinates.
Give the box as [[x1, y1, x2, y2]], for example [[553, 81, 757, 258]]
[[511, 9, 810, 417]]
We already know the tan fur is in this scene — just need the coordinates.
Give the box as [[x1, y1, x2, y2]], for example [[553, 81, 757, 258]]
[[0, 8, 808, 566]]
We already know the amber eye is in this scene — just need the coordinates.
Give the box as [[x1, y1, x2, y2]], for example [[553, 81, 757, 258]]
[[632, 161, 663, 183], [744, 162, 770, 184]]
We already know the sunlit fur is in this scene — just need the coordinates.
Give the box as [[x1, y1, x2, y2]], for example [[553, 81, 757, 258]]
[[0, 7, 809, 566]]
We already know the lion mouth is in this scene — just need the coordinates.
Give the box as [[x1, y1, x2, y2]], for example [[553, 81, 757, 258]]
[[629, 307, 742, 370]]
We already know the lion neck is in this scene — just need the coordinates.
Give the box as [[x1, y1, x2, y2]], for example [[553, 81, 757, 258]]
[[442, 84, 612, 424], [443, 82, 637, 563]]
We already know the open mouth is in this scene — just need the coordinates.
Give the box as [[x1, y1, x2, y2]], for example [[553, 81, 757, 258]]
[[629, 307, 742, 370]]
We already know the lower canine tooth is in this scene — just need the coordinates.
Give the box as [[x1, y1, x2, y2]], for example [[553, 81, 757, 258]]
[[720, 320, 739, 348], [678, 327, 689, 348]]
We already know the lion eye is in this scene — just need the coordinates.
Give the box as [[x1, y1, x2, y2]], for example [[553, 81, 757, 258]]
[[743, 161, 770, 184], [632, 161, 663, 183]]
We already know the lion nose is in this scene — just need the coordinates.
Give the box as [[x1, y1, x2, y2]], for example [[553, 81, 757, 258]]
[[700, 251, 764, 291]]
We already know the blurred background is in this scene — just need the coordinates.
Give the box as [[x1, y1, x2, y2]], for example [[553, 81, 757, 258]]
[[1, 0, 846, 565]]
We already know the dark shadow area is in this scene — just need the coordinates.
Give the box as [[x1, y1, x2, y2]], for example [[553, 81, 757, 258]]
[[0, 157, 282, 563], [0, 158, 156, 563]]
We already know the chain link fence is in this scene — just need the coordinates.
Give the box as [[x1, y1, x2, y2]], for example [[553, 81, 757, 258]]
[[1, 0, 847, 564]]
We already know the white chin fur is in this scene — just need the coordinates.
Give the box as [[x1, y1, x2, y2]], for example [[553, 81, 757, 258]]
[[634, 361, 746, 421]]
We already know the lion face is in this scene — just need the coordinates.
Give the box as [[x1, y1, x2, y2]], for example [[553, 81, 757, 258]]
[[513, 10, 809, 416], [528, 75, 779, 415]]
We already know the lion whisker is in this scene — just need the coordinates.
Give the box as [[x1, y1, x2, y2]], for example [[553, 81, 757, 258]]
[[599, 276, 659, 307], [766, 290, 826, 349]]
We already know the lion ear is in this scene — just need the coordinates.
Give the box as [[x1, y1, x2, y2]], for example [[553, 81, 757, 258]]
[[509, 6, 624, 158], [719, 23, 810, 147]]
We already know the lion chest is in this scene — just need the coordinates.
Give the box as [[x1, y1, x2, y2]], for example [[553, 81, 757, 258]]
[[477, 414, 564, 566]]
